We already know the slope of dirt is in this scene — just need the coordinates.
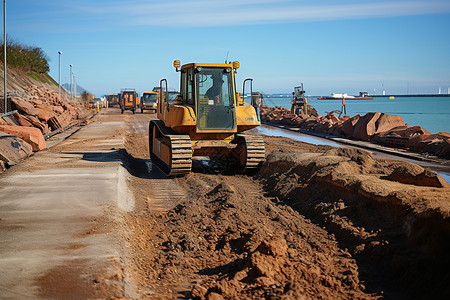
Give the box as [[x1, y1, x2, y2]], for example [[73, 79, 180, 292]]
[[258, 148, 450, 299], [122, 129, 449, 299]]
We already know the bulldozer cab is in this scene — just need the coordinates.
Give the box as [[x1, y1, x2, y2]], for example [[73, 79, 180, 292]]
[[180, 64, 236, 131]]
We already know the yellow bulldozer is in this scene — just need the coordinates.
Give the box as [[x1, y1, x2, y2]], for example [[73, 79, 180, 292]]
[[149, 60, 265, 176]]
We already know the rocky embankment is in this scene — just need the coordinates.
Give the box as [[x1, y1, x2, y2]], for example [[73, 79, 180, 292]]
[[0, 85, 93, 172], [261, 105, 450, 159]]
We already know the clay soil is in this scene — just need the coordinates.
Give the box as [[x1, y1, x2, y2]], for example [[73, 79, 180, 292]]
[[122, 129, 450, 300]]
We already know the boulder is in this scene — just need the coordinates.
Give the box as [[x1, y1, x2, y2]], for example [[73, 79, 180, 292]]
[[313, 118, 333, 133], [37, 108, 56, 122], [50, 105, 65, 114], [435, 139, 450, 159], [387, 163, 447, 188], [12, 112, 33, 127], [353, 112, 382, 141], [341, 114, 361, 137], [0, 125, 47, 151], [325, 112, 340, 124], [36, 104, 53, 113], [0, 131, 33, 166], [391, 126, 431, 138], [340, 116, 350, 122], [300, 116, 319, 130], [27, 115, 49, 134], [328, 123, 343, 136], [11, 97, 39, 116], [375, 113, 406, 134], [307, 104, 318, 117], [414, 133, 450, 159]]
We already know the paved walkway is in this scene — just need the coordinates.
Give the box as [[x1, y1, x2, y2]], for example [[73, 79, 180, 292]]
[[0, 110, 136, 299]]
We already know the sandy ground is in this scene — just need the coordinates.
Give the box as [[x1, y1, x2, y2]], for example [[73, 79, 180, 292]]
[[1, 107, 449, 299]]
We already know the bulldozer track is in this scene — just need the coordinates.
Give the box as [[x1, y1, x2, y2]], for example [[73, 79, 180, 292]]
[[237, 134, 265, 173], [149, 120, 192, 176]]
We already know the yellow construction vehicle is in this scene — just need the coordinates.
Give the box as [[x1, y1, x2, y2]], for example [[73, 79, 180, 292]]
[[148, 60, 265, 176], [140, 92, 158, 113]]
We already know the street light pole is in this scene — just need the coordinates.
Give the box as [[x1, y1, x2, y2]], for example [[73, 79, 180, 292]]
[[3, 0, 7, 113], [69, 64, 72, 102], [58, 51, 62, 101], [73, 75, 77, 102]]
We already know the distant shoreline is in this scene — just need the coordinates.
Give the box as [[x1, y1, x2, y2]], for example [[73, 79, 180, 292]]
[[264, 94, 450, 98], [369, 94, 450, 98]]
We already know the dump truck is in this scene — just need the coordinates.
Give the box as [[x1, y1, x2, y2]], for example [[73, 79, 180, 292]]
[[106, 94, 120, 107], [119, 89, 139, 114], [140, 92, 158, 113], [148, 60, 265, 176]]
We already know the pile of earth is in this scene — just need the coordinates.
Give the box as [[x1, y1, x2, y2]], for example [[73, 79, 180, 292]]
[[0, 85, 93, 171], [124, 132, 450, 299], [261, 105, 450, 159]]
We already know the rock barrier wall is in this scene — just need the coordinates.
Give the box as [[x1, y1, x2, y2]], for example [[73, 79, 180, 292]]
[[260, 105, 450, 159]]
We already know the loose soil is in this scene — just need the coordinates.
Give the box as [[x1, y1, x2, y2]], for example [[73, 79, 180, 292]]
[[122, 128, 450, 300]]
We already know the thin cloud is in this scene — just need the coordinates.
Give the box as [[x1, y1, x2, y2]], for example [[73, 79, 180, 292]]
[[77, 0, 450, 27]]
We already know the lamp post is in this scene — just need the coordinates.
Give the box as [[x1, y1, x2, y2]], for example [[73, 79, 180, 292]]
[[58, 51, 62, 101], [3, 0, 7, 113], [69, 64, 72, 102]]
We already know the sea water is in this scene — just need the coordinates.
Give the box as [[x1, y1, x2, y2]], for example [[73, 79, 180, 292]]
[[262, 96, 450, 134]]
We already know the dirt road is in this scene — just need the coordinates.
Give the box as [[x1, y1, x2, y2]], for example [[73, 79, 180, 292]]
[[1, 108, 449, 299]]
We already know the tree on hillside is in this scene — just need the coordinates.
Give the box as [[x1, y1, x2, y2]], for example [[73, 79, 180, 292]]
[[0, 35, 50, 73]]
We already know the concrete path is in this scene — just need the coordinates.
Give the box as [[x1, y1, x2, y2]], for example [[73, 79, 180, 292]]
[[0, 110, 137, 299]]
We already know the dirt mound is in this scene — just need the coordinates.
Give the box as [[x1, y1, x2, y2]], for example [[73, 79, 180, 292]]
[[143, 177, 376, 299], [258, 148, 450, 299], [122, 129, 449, 299]]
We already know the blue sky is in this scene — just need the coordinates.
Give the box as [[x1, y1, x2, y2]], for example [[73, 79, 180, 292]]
[[6, 0, 450, 96]]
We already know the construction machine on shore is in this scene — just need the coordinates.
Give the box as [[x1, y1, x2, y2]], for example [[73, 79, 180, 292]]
[[148, 60, 265, 176], [119, 89, 139, 114]]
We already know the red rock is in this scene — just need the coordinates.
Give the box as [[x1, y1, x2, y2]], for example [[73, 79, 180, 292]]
[[37, 108, 56, 122], [50, 105, 65, 114], [11, 97, 39, 116], [27, 115, 48, 133], [407, 134, 431, 152], [341, 115, 361, 137], [325, 112, 340, 124], [0, 125, 47, 151], [353, 112, 382, 141], [390, 126, 430, 138], [0, 131, 33, 165], [414, 133, 450, 159], [437, 132, 450, 138], [340, 116, 350, 122], [300, 116, 319, 130], [313, 119, 333, 133], [328, 123, 343, 136], [375, 113, 405, 134], [307, 104, 318, 117], [12, 112, 33, 127], [435, 139, 450, 159]]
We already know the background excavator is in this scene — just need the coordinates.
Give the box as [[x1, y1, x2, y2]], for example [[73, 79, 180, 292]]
[[148, 60, 265, 176]]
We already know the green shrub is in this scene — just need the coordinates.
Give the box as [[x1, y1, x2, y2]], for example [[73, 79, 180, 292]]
[[0, 36, 50, 73]]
